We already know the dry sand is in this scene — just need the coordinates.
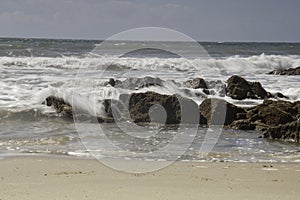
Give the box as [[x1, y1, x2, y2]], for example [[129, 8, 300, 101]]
[[0, 156, 299, 200]]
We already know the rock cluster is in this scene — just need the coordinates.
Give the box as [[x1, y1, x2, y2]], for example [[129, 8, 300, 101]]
[[44, 75, 299, 143], [229, 100, 300, 143], [268, 66, 300, 75]]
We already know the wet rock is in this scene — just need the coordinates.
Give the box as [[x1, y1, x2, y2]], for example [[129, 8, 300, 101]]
[[126, 92, 200, 124], [267, 66, 300, 75], [183, 78, 210, 95], [246, 101, 295, 126], [114, 77, 164, 90], [199, 98, 246, 125], [45, 96, 114, 122], [229, 99, 300, 143], [230, 119, 256, 130], [184, 78, 208, 89], [247, 100, 297, 125], [226, 75, 268, 100], [272, 92, 289, 99], [263, 120, 300, 143], [106, 78, 120, 87], [206, 80, 226, 96], [45, 96, 72, 117]]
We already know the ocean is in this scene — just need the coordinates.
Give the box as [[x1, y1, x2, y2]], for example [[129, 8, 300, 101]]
[[0, 38, 300, 163]]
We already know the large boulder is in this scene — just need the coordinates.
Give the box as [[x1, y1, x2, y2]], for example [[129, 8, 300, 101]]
[[199, 98, 246, 125], [267, 66, 300, 75], [246, 101, 295, 126], [126, 92, 201, 124], [225, 75, 269, 100]]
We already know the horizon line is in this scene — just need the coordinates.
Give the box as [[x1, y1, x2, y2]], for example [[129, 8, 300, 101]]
[[0, 36, 299, 43]]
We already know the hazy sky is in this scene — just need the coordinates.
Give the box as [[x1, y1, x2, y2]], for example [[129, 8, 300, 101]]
[[0, 0, 299, 42]]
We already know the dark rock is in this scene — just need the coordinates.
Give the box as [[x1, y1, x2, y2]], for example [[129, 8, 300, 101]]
[[230, 119, 256, 130], [45, 96, 72, 117], [127, 92, 200, 125], [263, 120, 300, 143], [226, 75, 269, 100], [247, 100, 297, 126], [104, 78, 121, 87], [267, 66, 300, 75], [184, 78, 208, 89], [229, 99, 300, 143], [184, 78, 210, 95], [199, 98, 246, 125], [272, 92, 289, 99]]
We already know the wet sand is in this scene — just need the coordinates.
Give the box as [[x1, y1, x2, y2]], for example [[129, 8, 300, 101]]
[[0, 156, 299, 200]]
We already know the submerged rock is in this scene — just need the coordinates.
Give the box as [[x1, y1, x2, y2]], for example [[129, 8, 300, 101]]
[[184, 78, 208, 89], [45, 96, 72, 117], [268, 66, 300, 75], [114, 77, 164, 90]]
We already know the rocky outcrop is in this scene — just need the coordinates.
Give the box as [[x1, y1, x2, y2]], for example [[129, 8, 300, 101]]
[[226, 75, 269, 100], [268, 66, 300, 75], [230, 100, 300, 143], [225, 75, 288, 100], [44, 92, 202, 125], [246, 100, 296, 126], [44, 91, 299, 143], [199, 98, 246, 125]]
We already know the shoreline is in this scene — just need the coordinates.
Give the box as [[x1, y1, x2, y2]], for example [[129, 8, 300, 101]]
[[0, 156, 299, 200]]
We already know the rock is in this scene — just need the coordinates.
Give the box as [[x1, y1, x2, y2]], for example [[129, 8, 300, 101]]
[[183, 78, 210, 95], [206, 80, 226, 96], [226, 75, 269, 100], [44, 92, 202, 125], [114, 77, 164, 90], [199, 98, 246, 125], [272, 92, 289, 99], [230, 119, 256, 130], [104, 78, 121, 87], [231, 99, 300, 143], [247, 100, 297, 125], [45, 96, 72, 117], [184, 78, 208, 89], [126, 92, 200, 125], [263, 120, 300, 143], [267, 66, 300, 75]]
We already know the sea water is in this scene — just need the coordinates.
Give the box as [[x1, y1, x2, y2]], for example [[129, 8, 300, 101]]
[[0, 38, 299, 162]]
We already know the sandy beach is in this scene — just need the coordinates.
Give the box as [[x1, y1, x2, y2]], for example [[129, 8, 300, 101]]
[[0, 156, 299, 200]]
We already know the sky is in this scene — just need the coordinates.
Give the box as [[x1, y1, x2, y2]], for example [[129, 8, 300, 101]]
[[0, 0, 299, 42]]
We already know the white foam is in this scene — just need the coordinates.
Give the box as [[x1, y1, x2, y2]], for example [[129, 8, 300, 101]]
[[1, 54, 300, 116]]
